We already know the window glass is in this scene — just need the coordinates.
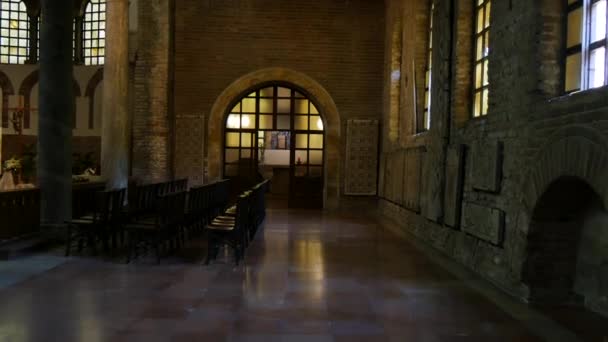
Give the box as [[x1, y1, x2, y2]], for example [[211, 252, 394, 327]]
[[565, 52, 582, 92], [591, 0, 607, 43], [83, 0, 106, 65], [0, 0, 29, 64], [295, 115, 308, 130], [567, 8, 583, 47], [589, 46, 606, 88], [565, 0, 608, 92], [259, 115, 273, 129], [422, 2, 434, 131], [472, 0, 491, 117]]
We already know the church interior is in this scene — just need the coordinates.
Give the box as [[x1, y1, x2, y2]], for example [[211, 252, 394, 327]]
[[1, 0, 608, 340]]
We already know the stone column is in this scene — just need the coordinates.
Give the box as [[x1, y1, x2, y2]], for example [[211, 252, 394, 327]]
[[101, 0, 130, 189], [132, 0, 172, 182], [38, 0, 73, 225]]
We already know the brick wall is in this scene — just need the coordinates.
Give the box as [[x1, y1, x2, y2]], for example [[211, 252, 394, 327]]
[[172, 0, 385, 188], [378, 0, 608, 315]]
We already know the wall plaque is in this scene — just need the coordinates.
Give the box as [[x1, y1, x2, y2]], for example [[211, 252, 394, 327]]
[[345, 119, 379, 195]]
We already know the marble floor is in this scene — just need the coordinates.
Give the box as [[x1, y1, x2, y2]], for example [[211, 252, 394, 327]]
[[0, 207, 596, 341]]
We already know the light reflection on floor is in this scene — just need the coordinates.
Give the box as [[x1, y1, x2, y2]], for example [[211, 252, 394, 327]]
[[0, 208, 548, 341]]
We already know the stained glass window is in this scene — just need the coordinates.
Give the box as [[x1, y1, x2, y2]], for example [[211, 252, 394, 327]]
[[83, 0, 106, 65], [0, 0, 30, 64]]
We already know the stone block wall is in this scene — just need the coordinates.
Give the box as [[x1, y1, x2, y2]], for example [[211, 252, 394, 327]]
[[378, 0, 608, 314]]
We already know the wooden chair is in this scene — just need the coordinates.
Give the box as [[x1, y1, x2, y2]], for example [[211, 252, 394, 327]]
[[205, 192, 250, 266], [65, 190, 112, 256], [106, 188, 127, 250], [185, 185, 208, 235], [125, 191, 187, 264], [127, 183, 158, 222]]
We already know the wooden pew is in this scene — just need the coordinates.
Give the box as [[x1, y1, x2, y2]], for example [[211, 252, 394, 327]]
[[0, 188, 40, 240]]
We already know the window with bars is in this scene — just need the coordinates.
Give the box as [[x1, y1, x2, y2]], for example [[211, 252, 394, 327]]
[[565, 0, 607, 93], [472, 0, 491, 118], [422, 2, 434, 132], [0, 0, 29, 64], [83, 0, 106, 66]]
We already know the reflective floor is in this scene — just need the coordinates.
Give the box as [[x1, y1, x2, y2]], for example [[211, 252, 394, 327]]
[[0, 208, 552, 341]]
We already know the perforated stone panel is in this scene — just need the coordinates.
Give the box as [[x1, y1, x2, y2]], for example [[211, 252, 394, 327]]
[[345, 119, 379, 196]]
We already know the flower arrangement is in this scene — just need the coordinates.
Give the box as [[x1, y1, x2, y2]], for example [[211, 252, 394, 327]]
[[3, 157, 22, 173]]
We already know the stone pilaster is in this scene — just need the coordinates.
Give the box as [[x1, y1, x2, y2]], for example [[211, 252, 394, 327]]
[[101, 0, 130, 189], [132, 0, 173, 182]]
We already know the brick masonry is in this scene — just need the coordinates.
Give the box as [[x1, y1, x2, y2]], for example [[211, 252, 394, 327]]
[[132, 0, 173, 182], [172, 0, 385, 191], [379, 0, 608, 316]]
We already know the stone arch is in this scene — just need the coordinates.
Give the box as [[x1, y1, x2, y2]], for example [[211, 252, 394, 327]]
[[522, 177, 604, 307], [208, 67, 341, 209], [19, 70, 81, 129], [522, 126, 608, 215], [0, 70, 15, 128], [76, 0, 90, 16], [85, 68, 104, 129], [516, 126, 608, 302]]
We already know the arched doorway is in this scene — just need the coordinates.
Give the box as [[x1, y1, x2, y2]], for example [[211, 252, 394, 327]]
[[208, 68, 341, 209], [223, 83, 325, 209], [522, 177, 608, 312]]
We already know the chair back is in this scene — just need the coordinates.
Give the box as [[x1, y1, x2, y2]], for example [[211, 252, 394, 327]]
[[173, 179, 188, 192], [233, 192, 251, 235], [156, 191, 187, 227], [108, 188, 126, 223], [187, 185, 203, 215], [90, 190, 112, 224]]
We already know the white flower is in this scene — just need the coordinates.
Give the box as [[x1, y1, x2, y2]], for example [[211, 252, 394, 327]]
[[3, 158, 21, 171]]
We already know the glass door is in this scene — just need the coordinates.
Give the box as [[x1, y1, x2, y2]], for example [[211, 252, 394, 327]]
[[289, 125, 324, 208], [223, 85, 325, 208]]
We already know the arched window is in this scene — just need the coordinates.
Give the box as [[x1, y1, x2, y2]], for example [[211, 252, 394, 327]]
[[83, 0, 106, 65], [223, 85, 325, 181], [0, 0, 30, 64]]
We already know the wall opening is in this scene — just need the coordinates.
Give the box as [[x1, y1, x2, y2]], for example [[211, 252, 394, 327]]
[[223, 83, 325, 209], [523, 176, 608, 314], [207, 67, 341, 210]]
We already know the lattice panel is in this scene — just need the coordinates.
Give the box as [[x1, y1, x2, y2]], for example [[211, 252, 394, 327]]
[[344, 119, 379, 196]]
